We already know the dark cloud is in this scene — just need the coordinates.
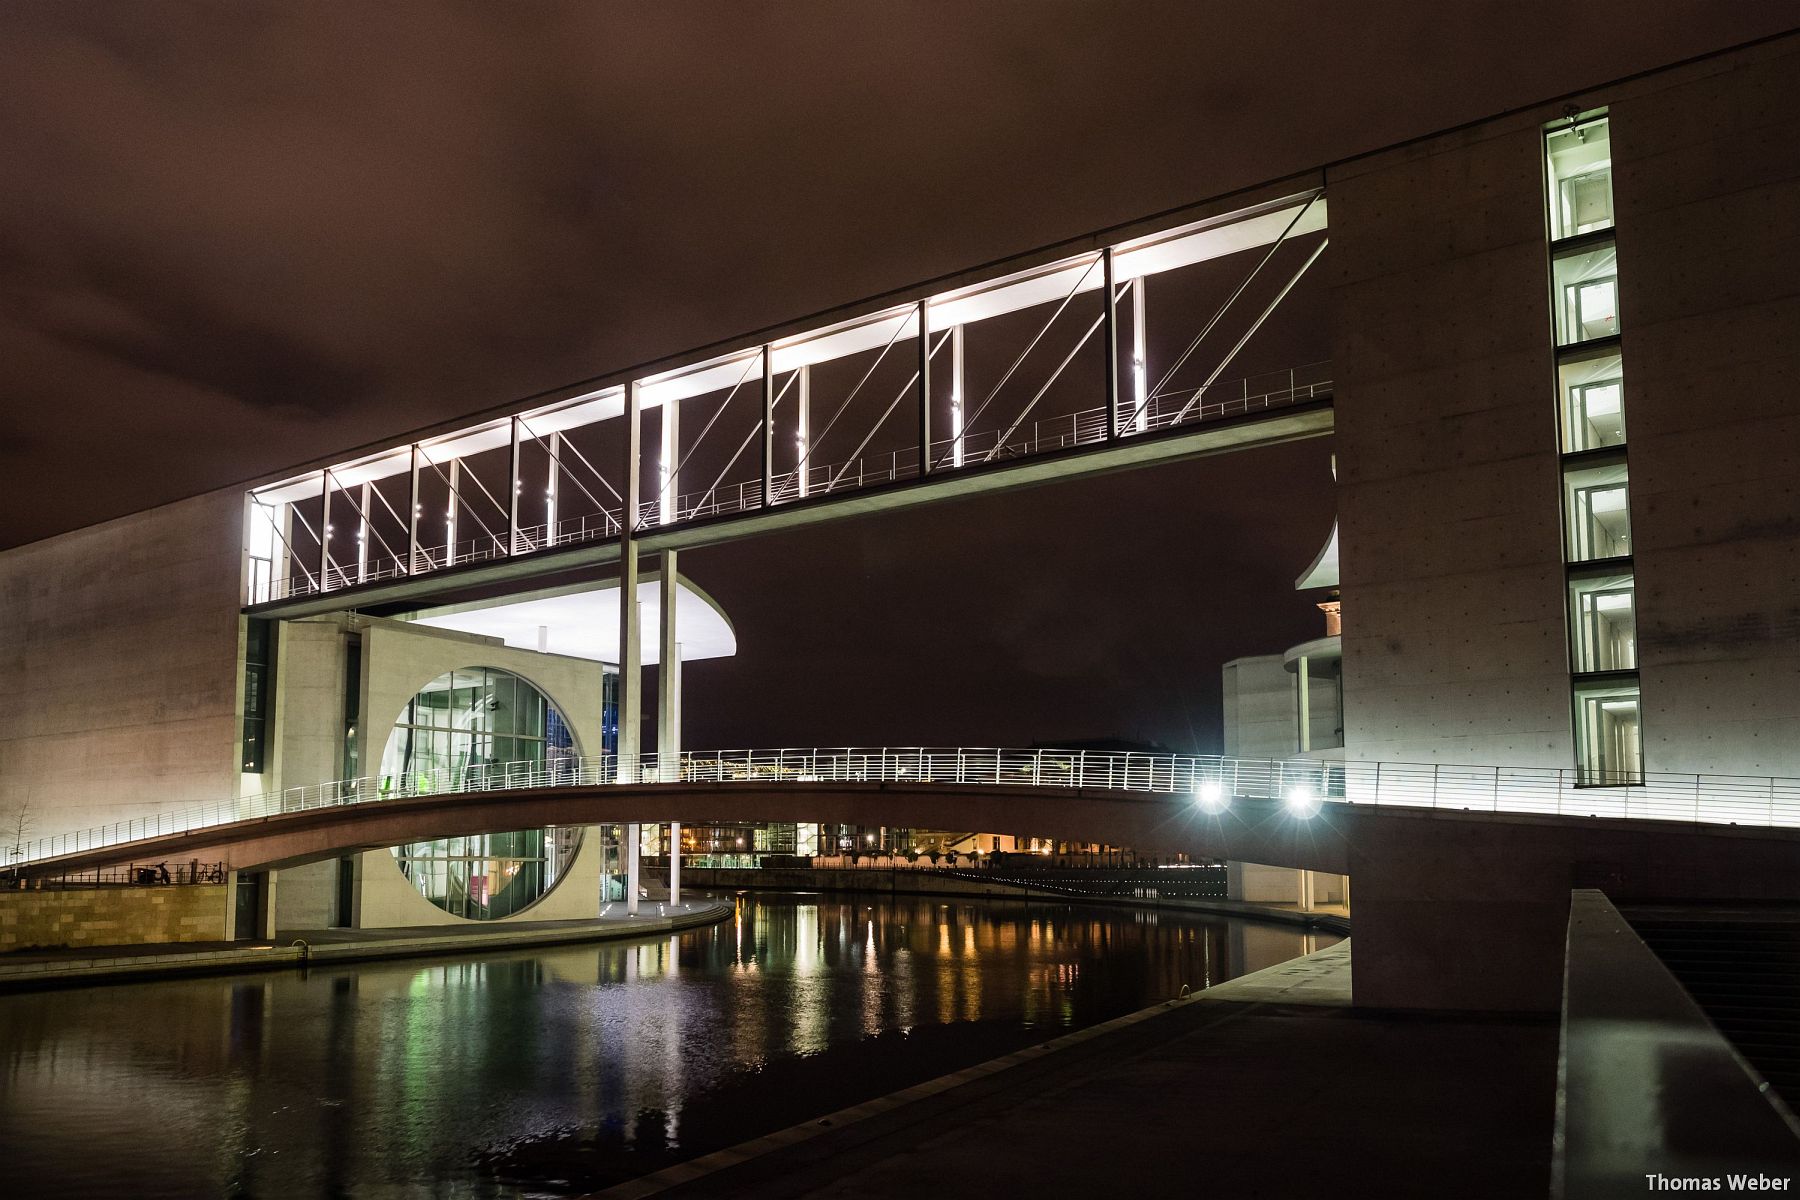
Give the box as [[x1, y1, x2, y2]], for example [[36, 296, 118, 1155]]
[[0, 2, 1787, 748]]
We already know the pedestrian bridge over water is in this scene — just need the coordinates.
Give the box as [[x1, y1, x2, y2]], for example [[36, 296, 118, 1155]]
[[12, 746, 1800, 876], [11, 747, 1800, 1013]]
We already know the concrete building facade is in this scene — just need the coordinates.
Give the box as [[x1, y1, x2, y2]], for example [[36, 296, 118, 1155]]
[[2, 32, 1798, 961], [1329, 36, 1800, 780]]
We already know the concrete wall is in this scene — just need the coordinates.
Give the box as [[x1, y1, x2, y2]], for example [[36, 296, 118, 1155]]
[[1226, 862, 1347, 908], [1328, 114, 1571, 768], [0, 490, 245, 844], [270, 614, 615, 928], [0, 884, 230, 950], [273, 615, 353, 798], [1612, 46, 1800, 777], [1328, 35, 1800, 776], [1221, 655, 1296, 758], [276, 859, 339, 929]]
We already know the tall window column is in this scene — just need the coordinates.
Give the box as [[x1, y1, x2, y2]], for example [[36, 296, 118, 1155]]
[[1544, 108, 1641, 785]]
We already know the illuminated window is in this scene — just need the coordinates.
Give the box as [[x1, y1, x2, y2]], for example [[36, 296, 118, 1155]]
[[1546, 114, 1614, 240], [1568, 572, 1637, 673], [1557, 348, 1626, 452], [1552, 242, 1620, 345], [1573, 680, 1642, 786], [1563, 458, 1632, 562], [379, 667, 579, 919]]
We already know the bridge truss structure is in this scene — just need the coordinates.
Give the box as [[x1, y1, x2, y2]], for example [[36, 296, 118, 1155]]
[[241, 188, 1334, 620]]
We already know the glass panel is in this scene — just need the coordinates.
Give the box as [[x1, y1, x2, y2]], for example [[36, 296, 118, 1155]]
[[1552, 242, 1620, 346], [1557, 349, 1626, 452], [1545, 115, 1613, 241], [380, 665, 580, 919], [1563, 459, 1632, 562], [1574, 679, 1642, 785], [1568, 572, 1637, 672]]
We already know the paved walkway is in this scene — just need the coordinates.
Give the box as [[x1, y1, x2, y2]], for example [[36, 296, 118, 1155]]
[[0, 901, 732, 989], [603, 941, 1557, 1200]]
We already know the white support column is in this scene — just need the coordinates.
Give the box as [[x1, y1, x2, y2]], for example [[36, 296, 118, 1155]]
[[626, 822, 641, 916], [507, 416, 522, 555], [659, 387, 678, 526], [357, 482, 370, 583], [406, 445, 421, 573], [659, 551, 682, 904], [796, 365, 811, 497], [319, 472, 333, 590], [950, 326, 966, 468], [1131, 277, 1149, 432], [546, 431, 561, 546], [1297, 654, 1312, 754], [446, 459, 460, 566], [273, 503, 291, 597], [618, 379, 643, 783]]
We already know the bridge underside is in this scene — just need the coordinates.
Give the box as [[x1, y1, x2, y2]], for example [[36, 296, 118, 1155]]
[[27, 781, 1800, 1014]]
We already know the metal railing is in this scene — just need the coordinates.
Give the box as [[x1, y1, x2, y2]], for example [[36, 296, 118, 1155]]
[[10, 746, 1800, 870], [256, 362, 1331, 603], [3, 861, 229, 889], [673, 362, 1332, 524]]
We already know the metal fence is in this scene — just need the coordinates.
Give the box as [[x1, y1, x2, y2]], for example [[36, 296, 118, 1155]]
[[11, 747, 1800, 869], [2, 860, 228, 889]]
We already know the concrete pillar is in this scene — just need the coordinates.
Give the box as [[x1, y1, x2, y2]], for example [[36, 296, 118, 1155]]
[[659, 372, 679, 527], [796, 365, 811, 496], [259, 870, 279, 939], [1297, 654, 1312, 753], [446, 459, 459, 565], [224, 869, 240, 939], [617, 379, 642, 783], [950, 326, 966, 468], [1131, 276, 1148, 432], [626, 822, 640, 916], [660, 550, 682, 905], [546, 431, 561, 546]]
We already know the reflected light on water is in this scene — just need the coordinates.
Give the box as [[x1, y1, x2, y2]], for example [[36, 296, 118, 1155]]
[[0, 893, 1335, 1197]]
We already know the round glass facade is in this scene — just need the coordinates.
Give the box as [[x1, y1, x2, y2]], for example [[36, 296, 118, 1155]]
[[380, 667, 579, 920]]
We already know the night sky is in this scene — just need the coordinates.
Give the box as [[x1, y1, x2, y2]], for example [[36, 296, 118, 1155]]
[[1, 4, 1788, 752]]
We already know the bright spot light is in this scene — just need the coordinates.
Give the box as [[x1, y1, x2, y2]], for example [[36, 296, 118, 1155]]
[[1285, 785, 1322, 818], [1194, 781, 1227, 813]]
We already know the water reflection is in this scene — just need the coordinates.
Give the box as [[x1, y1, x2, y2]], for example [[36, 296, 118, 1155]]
[[0, 893, 1334, 1197]]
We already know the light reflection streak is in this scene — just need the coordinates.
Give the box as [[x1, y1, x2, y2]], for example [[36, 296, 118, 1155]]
[[0, 895, 1337, 1196]]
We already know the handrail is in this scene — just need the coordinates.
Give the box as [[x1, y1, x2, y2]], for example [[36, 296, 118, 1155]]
[[1554, 890, 1800, 1194], [7, 746, 1800, 870]]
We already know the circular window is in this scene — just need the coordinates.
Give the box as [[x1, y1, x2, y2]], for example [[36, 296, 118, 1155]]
[[379, 667, 580, 920]]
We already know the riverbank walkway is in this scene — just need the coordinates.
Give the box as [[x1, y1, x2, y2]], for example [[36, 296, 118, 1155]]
[[0, 901, 733, 990], [604, 941, 1558, 1199]]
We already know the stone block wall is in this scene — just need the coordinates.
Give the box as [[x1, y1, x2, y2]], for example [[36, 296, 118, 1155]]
[[0, 884, 230, 951]]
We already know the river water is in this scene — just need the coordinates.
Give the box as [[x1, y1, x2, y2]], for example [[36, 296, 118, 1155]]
[[0, 892, 1335, 1197]]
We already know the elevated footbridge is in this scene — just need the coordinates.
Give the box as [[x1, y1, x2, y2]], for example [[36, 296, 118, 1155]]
[[12, 747, 1800, 878], [14, 747, 1800, 1013], [241, 187, 1334, 621]]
